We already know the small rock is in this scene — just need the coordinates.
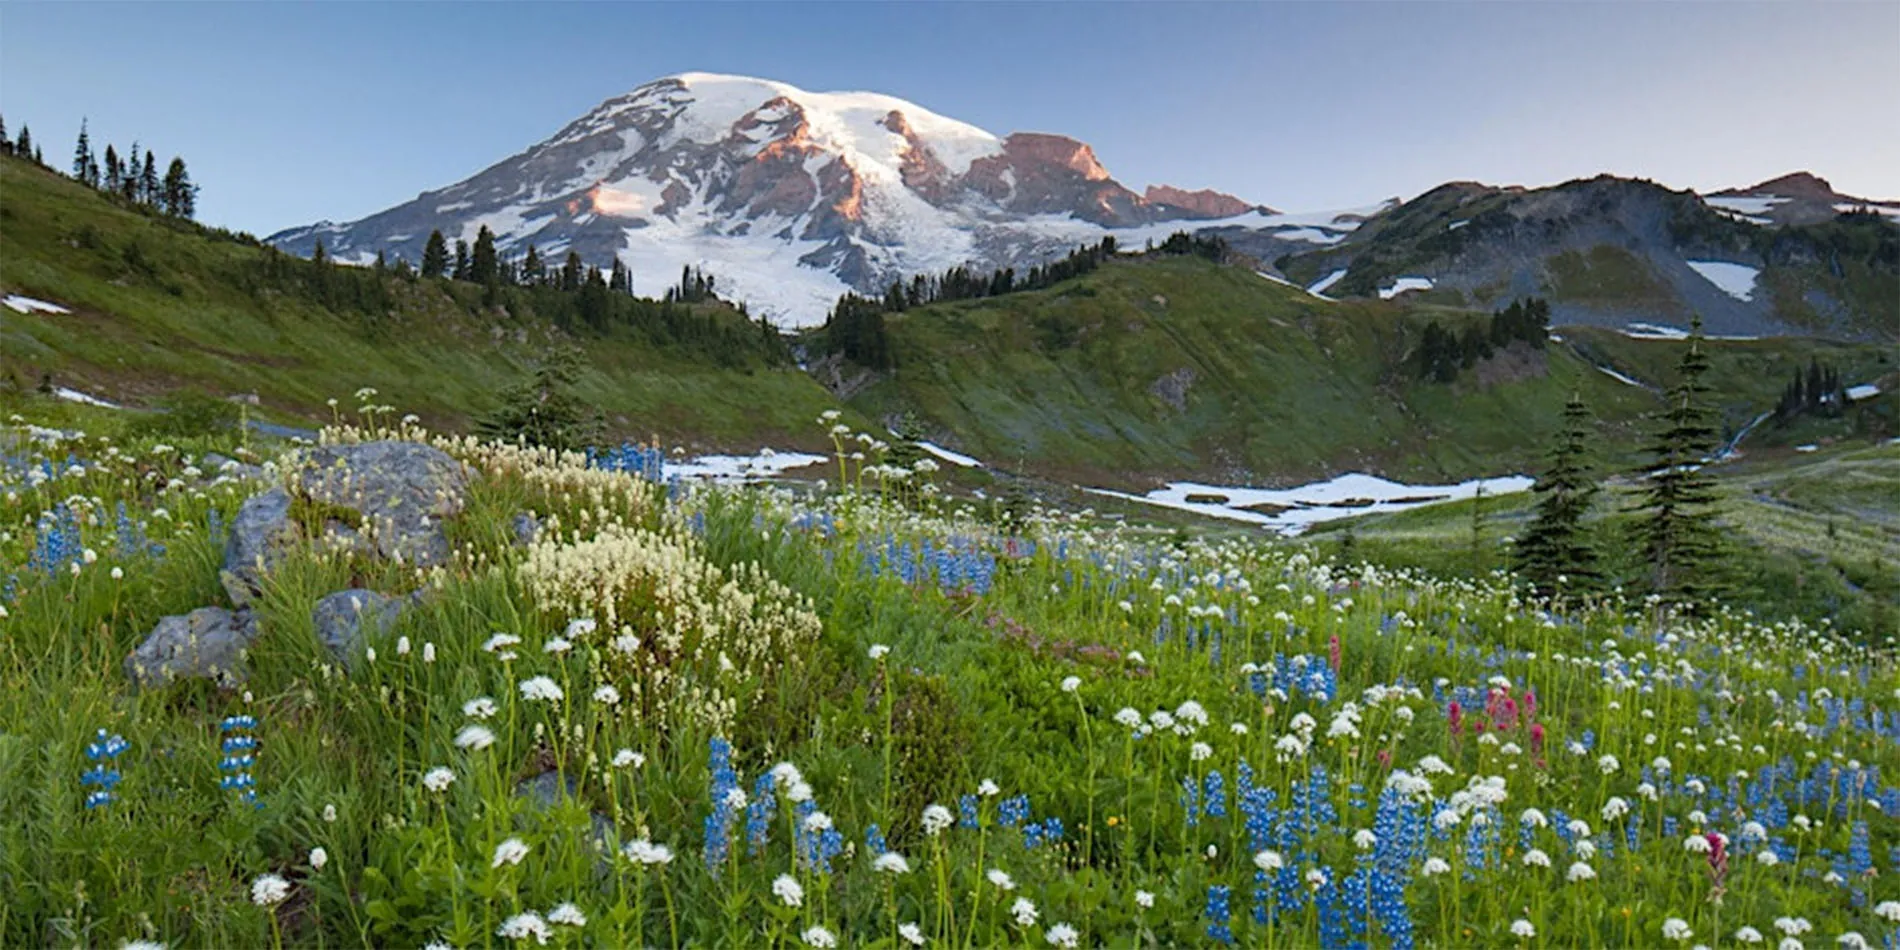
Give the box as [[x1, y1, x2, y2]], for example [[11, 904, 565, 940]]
[[512, 512, 541, 547], [514, 770, 618, 874], [126, 607, 259, 688], [295, 441, 470, 568], [203, 452, 267, 482], [311, 589, 408, 663], [221, 487, 299, 606]]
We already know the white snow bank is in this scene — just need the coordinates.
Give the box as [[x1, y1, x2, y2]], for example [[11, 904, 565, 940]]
[[1087, 472, 1533, 536], [1846, 383, 1881, 401], [4, 294, 71, 315], [1685, 260, 1759, 302], [1704, 195, 1787, 216], [1306, 269, 1348, 298], [663, 449, 826, 481], [1269, 227, 1347, 245], [54, 387, 121, 409], [1447, 220, 1469, 231], [1795, 444, 1819, 454], [1596, 365, 1646, 388], [916, 441, 982, 468], [1378, 277, 1435, 300], [1620, 322, 1757, 342]]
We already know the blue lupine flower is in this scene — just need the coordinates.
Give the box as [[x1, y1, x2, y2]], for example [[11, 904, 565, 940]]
[[1204, 885, 1233, 945], [703, 737, 740, 872]]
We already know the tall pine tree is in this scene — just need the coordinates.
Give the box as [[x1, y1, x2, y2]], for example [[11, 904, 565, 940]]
[[470, 225, 499, 285], [161, 157, 197, 218], [452, 240, 470, 281], [1513, 392, 1602, 598], [72, 119, 95, 185], [138, 150, 159, 206], [103, 144, 122, 193], [421, 230, 449, 278], [1630, 314, 1726, 611]]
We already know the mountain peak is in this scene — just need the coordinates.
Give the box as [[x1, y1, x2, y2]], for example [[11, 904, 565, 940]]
[[1716, 171, 1840, 202]]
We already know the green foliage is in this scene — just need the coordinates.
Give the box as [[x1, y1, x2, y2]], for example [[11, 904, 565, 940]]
[[129, 389, 243, 440], [475, 346, 602, 452], [1630, 316, 1729, 610], [1513, 392, 1602, 597]]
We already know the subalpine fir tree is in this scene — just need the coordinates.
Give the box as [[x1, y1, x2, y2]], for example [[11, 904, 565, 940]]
[[1630, 314, 1726, 611], [72, 119, 95, 185], [1514, 392, 1602, 598], [103, 145, 121, 192], [120, 140, 141, 200], [421, 230, 449, 278], [470, 225, 499, 285], [138, 150, 159, 206], [521, 245, 543, 286], [476, 346, 601, 451], [15, 126, 31, 160], [0, 114, 9, 155], [161, 157, 196, 218], [452, 240, 470, 281]]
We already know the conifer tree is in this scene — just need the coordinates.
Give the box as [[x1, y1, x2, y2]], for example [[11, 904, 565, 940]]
[[452, 240, 470, 281], [103, 144, 121, 192], [72, 119, 95, 185], [120, 140, 141, 200], [0, 114, 9, 155], [1514, 392, 1602, 598], [138, 150, 159, 206], [161, 157, 196, 218], [15, 125, 31, 160], [522, 245, 543, 286], [1630, 315, 1726, 611], [421, 230, 449, 278], [561, 251, 583, 292], [476, 346, 601, 451], [470, 225, 499, 285]]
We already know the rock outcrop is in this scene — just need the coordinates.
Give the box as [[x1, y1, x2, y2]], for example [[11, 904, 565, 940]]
[[126, 607, 259, 688]]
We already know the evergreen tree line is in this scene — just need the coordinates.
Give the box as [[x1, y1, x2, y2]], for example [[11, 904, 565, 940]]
[[321, 229, 783, 368], [1414, 298, 1552, 383], [0, 114, 200, 219], [1512, 316, 1727, 612], [1774, 358, 1847, 421]]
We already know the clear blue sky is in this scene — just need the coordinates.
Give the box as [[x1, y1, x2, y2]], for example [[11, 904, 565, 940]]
[[3, 2, 1895, 236]]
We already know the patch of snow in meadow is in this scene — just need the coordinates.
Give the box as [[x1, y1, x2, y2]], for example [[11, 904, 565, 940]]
[[1087, 472, 1533, 536], [1378, 277, 1435, 300], [54, 387, 121, 409], [663, 449, 827, 482], [1795, 444, 1820, 454], [1846, 383, 1882, 401], [1447, 220, 1469, 231], [1685, 260, 1759, 301], [4, 295, 71, 315], [1619, 322, 1757, 342], [1306, 269, 1348, 298], [915, 441, 982, 468], [1596, 365, 1646, 388]]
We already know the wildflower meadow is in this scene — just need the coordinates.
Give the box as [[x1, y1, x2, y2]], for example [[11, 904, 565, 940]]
[[2, 401, 1897, 949]]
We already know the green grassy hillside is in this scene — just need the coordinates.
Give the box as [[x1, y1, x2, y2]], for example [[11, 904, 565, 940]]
[[846, 255, 1894, 488], [0, 154, 843, 451]]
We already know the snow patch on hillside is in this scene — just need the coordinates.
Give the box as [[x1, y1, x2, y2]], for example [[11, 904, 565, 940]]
[[1306, 269, 1348, 298], [1705, 195, 1788, 216], [54, 387, 121, 409], [1378, 277, 1435, 300], [1088, 472, 1533, 536], [4, 295, 71, 315], [663, 449, 827, 482], [916, 441, 982, 468], [1685, 260, 1759, 301], [1596, 365, 1646, 388]]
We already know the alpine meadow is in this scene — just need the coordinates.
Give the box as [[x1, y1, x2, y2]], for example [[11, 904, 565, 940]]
[[2, 7, 1900, 949]]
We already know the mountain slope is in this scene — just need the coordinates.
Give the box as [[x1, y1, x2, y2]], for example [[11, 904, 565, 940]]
[[268, 73, 1296, 326], [1268, 175, 1900, 340], [0, 153, 842, 449], [841, 255, 1896, 488]]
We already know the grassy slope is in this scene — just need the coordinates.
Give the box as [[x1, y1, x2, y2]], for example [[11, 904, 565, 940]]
[[849, 255, 1894, 488], [1304, 441, 1900, 639], [0, 155, 843, 451]]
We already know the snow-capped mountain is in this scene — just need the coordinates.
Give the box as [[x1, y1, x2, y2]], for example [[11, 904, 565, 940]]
[[269, 72, 1368, 325], [1704, 172, 1900, 228]]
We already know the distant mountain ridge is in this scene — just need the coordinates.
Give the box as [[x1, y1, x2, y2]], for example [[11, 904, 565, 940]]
[[269, 73, 1899, 337]]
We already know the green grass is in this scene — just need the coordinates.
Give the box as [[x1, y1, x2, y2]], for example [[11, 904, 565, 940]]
[[6, 405, 1900, 948], [850, 256, 1894, 488]]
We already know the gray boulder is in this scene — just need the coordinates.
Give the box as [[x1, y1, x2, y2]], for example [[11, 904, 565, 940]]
[[126, 607, 259, 688], [311, 588, 411, 663], [220, 487, 299, 606], [294, 441, 470, 568]]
